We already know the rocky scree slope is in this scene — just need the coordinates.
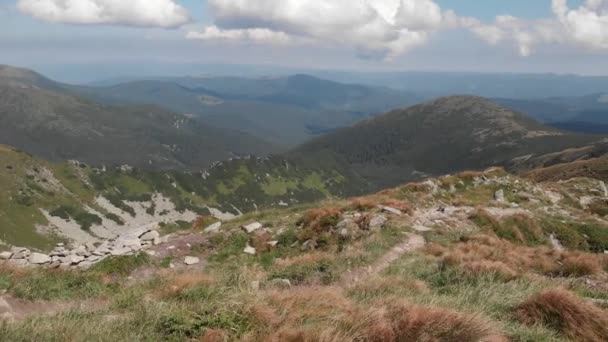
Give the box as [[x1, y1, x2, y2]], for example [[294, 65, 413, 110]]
[[0, 145, 355, 250]]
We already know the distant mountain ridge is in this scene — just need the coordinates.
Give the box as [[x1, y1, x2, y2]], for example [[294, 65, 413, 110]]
[[292, 96, 602, 189], [0, 65, 277, 170], [69, 73, 421, 146]]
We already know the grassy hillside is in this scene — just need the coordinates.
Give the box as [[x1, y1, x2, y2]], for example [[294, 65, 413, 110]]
[[0, 145, 362, 250], [292, 96, 603, 190], [1, 167, 607, 341]]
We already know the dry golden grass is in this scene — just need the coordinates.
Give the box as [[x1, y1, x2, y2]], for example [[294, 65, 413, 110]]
[[297, 207, 343, 233], [428, 234, 607, 279], [349, 197, 378, 211], [379, 198, 414, 215], [516, 289, 608, 341], [198, 329, 228, 342], [158, 272, 214, 297], [256, 286, 505, 342], [403, 182, 430, 193], [388, 304, 503, 342], [250, 230, 275, 253], [191, 216, 216, 231]]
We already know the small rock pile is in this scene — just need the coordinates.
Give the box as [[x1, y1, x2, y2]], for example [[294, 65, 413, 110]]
[[0, 227, 165, 270]]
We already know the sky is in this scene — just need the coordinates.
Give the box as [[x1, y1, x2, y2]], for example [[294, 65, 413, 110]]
[[2, 0, 608, 83]]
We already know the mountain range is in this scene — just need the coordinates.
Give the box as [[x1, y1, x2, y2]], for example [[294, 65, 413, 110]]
[[0, 65, 276, 170]]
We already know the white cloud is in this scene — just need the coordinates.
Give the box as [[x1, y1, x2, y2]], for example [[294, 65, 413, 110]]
[[469, 0, 608, 56], [17, 0, 190, 28], [186, 26, 291, 45], [187, 0, 464, 59], [553, 0, 608, 49]]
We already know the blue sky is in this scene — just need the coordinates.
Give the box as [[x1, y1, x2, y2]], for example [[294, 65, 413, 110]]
[[2, 0, 607, 83]]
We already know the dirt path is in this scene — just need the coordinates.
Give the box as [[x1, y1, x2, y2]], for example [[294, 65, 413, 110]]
[[340, 233, 425, 287]]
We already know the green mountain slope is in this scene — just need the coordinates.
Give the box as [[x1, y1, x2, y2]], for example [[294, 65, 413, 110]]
[[0, 144, 361, 249], [292, 96, 602, 189], [0, 65, 278, 169]]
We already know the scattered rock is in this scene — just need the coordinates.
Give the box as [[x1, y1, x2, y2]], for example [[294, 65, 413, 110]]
[[413, 225, 433, 232], [203, 222, 222, 233], [29, 253, 51, 264], [250, 281, 261, 291], [243, 245, 257, 255], [381, 206, 402, 216], [0, 252, 12, 260], [10, 247, 30, 260], [267, 241, 279, 247], [269, 278, 292, 289], [601, 181, 608, 197], [369, 215, 388, 229], [184, 256, 200, 265], [494, 189, 505, 202], [301, 240, 317, 251], [67, 255, 85, 265], [242, 222, 263, 233], [110, 247, 132, 256], [139, 230, 160, 241]]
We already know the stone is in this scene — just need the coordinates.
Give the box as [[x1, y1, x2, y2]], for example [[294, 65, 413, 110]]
[[250, 281, 261, 291], [86, 255, 102, 262], [94, 246, 111, 256], [494, 189, 506, 202], [203, 222, 222, 233], [267, 241, 279, 247], [243, 245, 257, 255], [48, 261, 61, 269], [0, 252, 13, 260], [369, 215, 388, 229], [10, 247, 30, 259], [601, 181, 608, 197], [29, 253, 51, 264], [413, 225, 433, 232], [114, 236, 141, 250], [381, 206, 403, 216], [301, 240, 317, 251], [269, 278, 292, 289], [56, 243, 64, 247], [146, 250, 157, 256], [242, 222, 263, 233], [140, 230, 160, 241], [184, 256, 200, 265], [153, 237, 162, 245], [110, 247, 132, 256], [340, 228, 349, 237], [67, 255, 85, 265], [85, 242, 97, 252]]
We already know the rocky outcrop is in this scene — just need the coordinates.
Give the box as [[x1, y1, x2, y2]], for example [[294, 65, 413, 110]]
[[1, 227, 163, 269]]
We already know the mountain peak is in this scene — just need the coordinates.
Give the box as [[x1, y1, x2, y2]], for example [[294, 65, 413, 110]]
[[0, 64, 59, 90]]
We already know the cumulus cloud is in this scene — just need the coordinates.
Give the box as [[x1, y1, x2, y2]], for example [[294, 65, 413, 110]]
[[187, 0, 463, 59], [470, 0, 608, 56], [17, 0, 190, 28]]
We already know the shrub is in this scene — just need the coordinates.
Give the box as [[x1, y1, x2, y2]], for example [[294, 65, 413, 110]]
[[515, 289, 608, 341], [91, 253, 150, 276]]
